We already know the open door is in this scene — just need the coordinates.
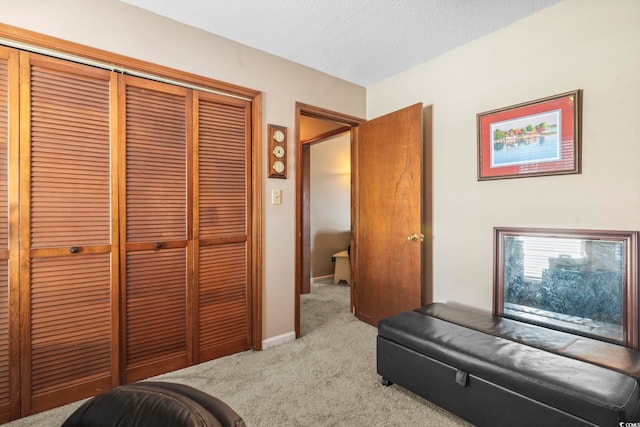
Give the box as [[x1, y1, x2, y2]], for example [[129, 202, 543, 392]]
[[353, 103, 424, 326]]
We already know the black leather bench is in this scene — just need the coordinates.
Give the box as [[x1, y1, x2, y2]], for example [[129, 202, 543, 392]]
[[377, 303, 640, 427]]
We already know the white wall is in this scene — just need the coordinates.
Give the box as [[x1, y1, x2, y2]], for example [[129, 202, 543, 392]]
[[367, 0, 640, 310], [1, 0, 366, 342], [310, 133, 351, 278]]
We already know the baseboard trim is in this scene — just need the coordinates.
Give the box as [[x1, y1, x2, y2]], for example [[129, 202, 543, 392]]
[[262, 331, 296, 349], [312, 274, 334, 284]]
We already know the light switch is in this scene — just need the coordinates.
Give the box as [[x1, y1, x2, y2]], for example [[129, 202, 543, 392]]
[[271, 189, 282, 205]]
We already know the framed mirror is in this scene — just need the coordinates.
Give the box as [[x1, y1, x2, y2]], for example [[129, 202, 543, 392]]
[[494, 227, 638, 348]]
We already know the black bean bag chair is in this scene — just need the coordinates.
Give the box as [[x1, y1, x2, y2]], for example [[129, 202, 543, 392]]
[[62, 381, 245, 427]]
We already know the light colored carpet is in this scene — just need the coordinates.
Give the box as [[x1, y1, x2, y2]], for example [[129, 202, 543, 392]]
[[5, 283, 471, 426]]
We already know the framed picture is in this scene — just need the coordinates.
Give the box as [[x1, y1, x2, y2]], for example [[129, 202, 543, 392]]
[[477, 90, 582, 180]]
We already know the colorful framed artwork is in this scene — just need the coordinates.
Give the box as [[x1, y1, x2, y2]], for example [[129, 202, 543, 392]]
[[477, 90, 582, 180]]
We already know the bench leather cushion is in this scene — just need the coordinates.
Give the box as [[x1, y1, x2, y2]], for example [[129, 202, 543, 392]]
[[419, 302, 640, 379], [379, 311, 640, 425]]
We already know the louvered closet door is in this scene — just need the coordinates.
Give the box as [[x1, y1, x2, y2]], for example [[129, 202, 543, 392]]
[[121, 76, 191, 382], [20, 53, 118, 415], [0, 46, 18, 423], [194, 93, 251, 362]]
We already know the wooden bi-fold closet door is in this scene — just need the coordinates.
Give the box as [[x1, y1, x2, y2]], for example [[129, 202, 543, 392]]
[[0, 41, 255, 421], [120, 76, 192, 383], [120, 78, 254, 379], [0, 46, 19, 423], [19, 53, 118, 414], [194, 92, 251, 363]]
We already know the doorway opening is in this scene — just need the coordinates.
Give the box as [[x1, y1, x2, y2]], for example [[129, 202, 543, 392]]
[[294, 103, 365, 338], [306, 126, 350, 287]]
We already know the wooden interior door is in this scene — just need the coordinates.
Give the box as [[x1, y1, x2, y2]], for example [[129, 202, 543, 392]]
[[354, 103, 423, 326], [0, 46, 18, 423], [194, 92, 251, 362], [120, 76, 192, 382], [20, 53, 118, 414]]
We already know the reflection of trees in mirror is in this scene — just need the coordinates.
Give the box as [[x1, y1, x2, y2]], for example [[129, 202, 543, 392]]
[[501, 234, 626, 345]]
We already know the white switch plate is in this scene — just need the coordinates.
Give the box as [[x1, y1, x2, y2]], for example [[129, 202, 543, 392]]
[[271, 189, 282, 205]]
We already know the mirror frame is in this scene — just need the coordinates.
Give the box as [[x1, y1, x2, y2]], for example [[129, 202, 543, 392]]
[[493, 227, 638, 349]]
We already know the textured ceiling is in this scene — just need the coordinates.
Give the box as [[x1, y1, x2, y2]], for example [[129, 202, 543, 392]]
[[121, 0, 561, 87]]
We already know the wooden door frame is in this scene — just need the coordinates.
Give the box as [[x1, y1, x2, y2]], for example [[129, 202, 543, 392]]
[[294, 102, 364, 338]]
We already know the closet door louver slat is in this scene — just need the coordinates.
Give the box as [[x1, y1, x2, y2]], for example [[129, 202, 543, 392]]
[[29, 64, 111, 248], [125, 249, 187, 366], [198, 244, 248, 360], [23, 54, 115, 415], [30, 255, 111, 394]]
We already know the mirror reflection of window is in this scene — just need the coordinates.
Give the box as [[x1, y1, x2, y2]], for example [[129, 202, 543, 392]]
[[520, 237, 583, 280], [503, 235, 624, 345]]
